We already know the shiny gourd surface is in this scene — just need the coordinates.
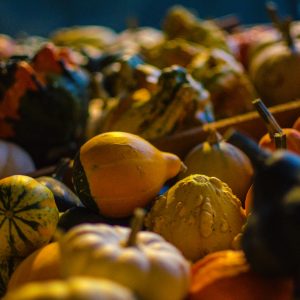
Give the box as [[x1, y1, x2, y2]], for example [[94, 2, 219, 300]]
[[0, 175, 59, 258]]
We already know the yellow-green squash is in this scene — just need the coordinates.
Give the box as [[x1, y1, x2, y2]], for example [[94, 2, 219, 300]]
[[0, 175, 59, 258]]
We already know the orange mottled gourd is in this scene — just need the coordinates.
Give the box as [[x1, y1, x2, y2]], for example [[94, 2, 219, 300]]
[[72, 131, 183, 218]]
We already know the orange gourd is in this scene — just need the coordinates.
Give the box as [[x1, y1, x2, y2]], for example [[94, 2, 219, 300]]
[[292, 116, 300, 132], [189, 250, 293, 300], [259, 128, 300, 155], [7, 242, 61, 291], [73, 132, 184, 218]]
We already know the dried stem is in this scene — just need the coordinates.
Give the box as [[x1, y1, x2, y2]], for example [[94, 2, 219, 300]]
[[266, 2, 296, 52], [252, 99, 283, 137], [274, 132, 287, 149]]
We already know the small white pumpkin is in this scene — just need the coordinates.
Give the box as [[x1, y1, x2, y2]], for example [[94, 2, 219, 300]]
[[0, 140, 35, 178], [60, 220, 190, 300]]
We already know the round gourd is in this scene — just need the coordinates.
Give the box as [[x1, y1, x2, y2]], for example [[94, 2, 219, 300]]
[[60, 222, 190, 300], [0, 175, 59, 258], [0, 140, 35, 179], [4, 277, 137, 300], [181, 131, 253, 202], [249, 41, 300, 106], [73, 131, 183, 218], [292, 116, 300, 132], [259, 128, 300, 155], [145, 174, 246, 261], [7, 243, 61, 291]]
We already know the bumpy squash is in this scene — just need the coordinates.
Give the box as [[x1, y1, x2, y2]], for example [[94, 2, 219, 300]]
[[73, 131, 183, 218], [4, 277, 137, 300], [0, 175, 59, 258], [145, 174, 246, 261]]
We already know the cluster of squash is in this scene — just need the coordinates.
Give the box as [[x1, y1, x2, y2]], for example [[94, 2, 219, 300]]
[[0, 3, 300, 300], [0, 123, 298, 299]]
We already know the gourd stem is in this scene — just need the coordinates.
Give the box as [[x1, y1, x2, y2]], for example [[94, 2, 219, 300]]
[[207, 129, 222, 145], [126, 208, 145, 247], [252, 99, 283, 137], [266, 2, 296, 53], [274, 132, 287, 149]]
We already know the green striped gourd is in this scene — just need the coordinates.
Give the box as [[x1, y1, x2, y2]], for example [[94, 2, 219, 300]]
[[0, 175, 59, 258]]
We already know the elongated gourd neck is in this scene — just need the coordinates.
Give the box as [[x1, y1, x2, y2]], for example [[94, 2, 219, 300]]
[[225, 129, 269, 170]]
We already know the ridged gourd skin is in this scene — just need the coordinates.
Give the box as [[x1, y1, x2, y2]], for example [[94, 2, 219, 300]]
[[0, 175, 59, 258], [4, 277, 137, 300], [0, 257, 22, 297], [145, 174, 246, 261], [73, 132, 182, 218]]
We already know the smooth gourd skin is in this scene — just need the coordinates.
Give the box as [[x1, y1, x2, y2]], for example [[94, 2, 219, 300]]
[[36, 176, 82, 212], [73, 132, 182, 218], [182, 139, 253, 202], [7, 242, 61, 291], [0, 175, 59, 258]]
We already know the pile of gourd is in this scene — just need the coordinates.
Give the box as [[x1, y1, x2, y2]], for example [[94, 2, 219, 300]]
[[0, 3, 300, 300]]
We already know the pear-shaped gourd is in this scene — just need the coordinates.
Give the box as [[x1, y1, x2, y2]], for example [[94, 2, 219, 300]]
[[73, 132, 184, 218]]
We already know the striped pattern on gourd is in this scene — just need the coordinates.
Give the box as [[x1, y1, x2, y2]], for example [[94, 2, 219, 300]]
[[0, 175, 59, 258]]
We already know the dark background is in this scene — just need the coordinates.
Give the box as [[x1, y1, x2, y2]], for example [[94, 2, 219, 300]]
[[0, 0, 298, 37]]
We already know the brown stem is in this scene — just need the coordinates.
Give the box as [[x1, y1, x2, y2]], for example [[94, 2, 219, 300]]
[[281, 17, 296, 53], [266, 2, 296, 53], [252, 99, 283, 137], [126, 208, 145, 247], [207, 128, 222, 145], [274, 132, 287, 149]]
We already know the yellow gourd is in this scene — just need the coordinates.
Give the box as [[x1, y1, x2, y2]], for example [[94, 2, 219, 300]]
[[7, 242, 61, 291], [4, 277, 137, 300], [73, 131, 184, 217], [145, 174, 246, 261], [181, 130, 253, 202]]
